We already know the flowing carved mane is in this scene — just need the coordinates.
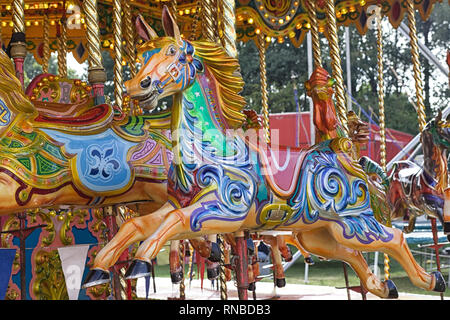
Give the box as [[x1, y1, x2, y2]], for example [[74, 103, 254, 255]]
[[0, 49, 36, 116], [137, 38, 247, 129]]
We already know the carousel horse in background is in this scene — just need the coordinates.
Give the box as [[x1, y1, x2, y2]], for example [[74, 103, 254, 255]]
[[0, 49, 174, 215], [83, 7, 446, 298], [360, 112, 450, 233]]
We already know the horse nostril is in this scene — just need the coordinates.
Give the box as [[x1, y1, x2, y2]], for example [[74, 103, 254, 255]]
[[140, 76, 152, 89]]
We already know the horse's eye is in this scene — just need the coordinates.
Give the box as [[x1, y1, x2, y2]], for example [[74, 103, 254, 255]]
[[167, 46, 177, 56]]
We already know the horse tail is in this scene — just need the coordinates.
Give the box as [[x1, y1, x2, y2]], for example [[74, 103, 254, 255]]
[[359, 156, 390, 189]]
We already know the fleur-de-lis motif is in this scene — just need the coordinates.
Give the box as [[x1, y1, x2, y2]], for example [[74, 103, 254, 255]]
[[88, 147, 120, 181]]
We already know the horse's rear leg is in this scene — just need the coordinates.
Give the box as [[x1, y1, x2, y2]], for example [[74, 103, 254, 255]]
[[327, 223, 446, 294], [296, 228, 395, 298]]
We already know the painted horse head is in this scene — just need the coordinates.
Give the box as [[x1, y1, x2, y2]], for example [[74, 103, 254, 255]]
[[305, 67, 338, 141], [124, 6, 247, 129], [0, 48, 37, 136]]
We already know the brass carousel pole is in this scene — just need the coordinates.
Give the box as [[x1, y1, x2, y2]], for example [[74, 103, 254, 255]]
[[113, 0, 123, 112], [83, 0, 107, 105], [405, 0, 444, 300], [42, 13, 50, 74], [123, 0, 136, 79], [324, 0, 348, 135], [305, 0, 322, 68], [57, 4, 68, 78], [11, 0, 26, 87], [257, 34, 270, 144]]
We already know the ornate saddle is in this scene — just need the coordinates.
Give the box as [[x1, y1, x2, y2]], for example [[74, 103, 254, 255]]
[[258, 145, 308, 199], [25, 73, 114, 133]]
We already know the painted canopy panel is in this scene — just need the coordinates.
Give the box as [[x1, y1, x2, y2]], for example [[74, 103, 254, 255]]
[[0, 0, 441, 65]]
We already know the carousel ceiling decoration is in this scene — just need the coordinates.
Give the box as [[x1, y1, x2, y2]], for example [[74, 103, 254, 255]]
[[0, 0, 442, 65]]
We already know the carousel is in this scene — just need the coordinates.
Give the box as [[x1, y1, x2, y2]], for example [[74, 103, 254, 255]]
[[0, 0, 448, 301]]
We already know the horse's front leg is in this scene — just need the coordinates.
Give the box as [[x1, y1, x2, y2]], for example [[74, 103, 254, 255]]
[[125, 201, 247, 280], [82, 202, 175, 288]]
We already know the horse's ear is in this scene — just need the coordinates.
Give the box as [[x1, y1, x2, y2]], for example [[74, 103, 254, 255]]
[[135, 14, 158, 42], [161, 5, 183, 46]]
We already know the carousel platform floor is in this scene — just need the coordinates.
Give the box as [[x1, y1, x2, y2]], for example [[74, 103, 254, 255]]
[[136, 277, 442, 300]]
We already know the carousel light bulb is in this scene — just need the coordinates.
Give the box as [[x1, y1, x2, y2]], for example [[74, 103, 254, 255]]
[[295, 23, 302, 29], [305, 22, 311, 29], [277, 36, 284, 43], [184, 9, 190, 15], [26, 21, 32, 27], [25, 4, 29, 9], [248, 18, 254, 24], [34, 21, 39, 26], [179, 10, 184, 16], [255, 28, 261, 34], [289, 31, 296, 38], [6, 5, 11, 10], [349, 6, 356, 12], [360, 0, 366, 6], [341, 8, 348, 15], [265, 35, 271, 42], [9, 21, 13, 27], [278, 19, 284, 24]]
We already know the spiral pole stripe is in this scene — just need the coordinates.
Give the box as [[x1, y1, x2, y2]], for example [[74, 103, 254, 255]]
[[189, 0, 202, 41], [113, 0, 123, 110], [375, 14, 391, 281], [257, 33, 270, 144], [218, 235, 228, 300], [42, 14, 50, 74], [201, 0, 217, 43], [406, 0, 427, 131], [123, 0, 136, 78], [179, 240, 186, 299], [83, 0, 103, 71], [305, 0, 322, 68], [219, 0, 237, 58], [325, 0, 348, 135], [13, 0, 25, 33], [58, 17, 68, 78]]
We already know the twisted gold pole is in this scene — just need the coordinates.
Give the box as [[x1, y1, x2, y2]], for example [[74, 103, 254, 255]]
[[42, 14, 50, 74], [257, 33, 270, 144], [324, 0, 348, 135], [219, 0, 237, 58], [113, 0, 123, 110], [83, 0, 106, 90], [406, 0, 427, 131], [179, 240, 186, 299], [123, 0, 136, 78], [218, 235, 228, 300], [12, 0, 25, 33], [58, 18, 68, 78], [375, 12, 391, 281], [189, 0, 202, 41], [305, 0, 322, 68], [171, 0, 178, 22], [201, 0, 217, 43]]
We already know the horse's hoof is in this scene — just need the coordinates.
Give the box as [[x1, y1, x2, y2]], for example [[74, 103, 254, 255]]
[[305, 257, 315, 265], [124, 259, 152, 280], [82, 269, 110, 288], [208, 242, 221, 263], [432, 271, 446, 292], [170, 269, 184, 284], [248, 282, 256, 291], [207, 265, 220, 280], [384, 280, 398, 299], [276, 278, 286, 288]]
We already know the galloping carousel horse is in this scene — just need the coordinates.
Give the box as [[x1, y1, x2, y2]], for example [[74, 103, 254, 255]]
[[83, 7, 446, 298], [360, 112, 450, 233]]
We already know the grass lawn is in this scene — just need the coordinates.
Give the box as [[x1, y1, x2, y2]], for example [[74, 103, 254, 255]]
[[151, 244, 450, 298]]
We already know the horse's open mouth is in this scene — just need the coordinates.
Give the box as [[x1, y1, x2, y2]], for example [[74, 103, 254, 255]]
[[133, 90, 159, 109]]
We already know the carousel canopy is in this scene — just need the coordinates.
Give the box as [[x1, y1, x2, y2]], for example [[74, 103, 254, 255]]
[[0, 0, 442, 65]]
